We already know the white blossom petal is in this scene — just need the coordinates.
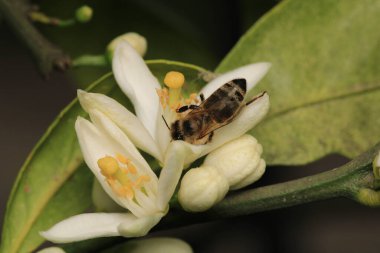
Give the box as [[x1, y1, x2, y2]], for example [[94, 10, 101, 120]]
[[78, 90, 162, 161], [199, 63, 271, 99], [89, 109, 159, 189], [40, 213, 136, 243], [113, 42, 161, 138], [118, 214, 163, 237], [157, 141, 190, 210], [75, 117, 149, 217], [92, 180, 125, 212], [155, 105, 176, 157]]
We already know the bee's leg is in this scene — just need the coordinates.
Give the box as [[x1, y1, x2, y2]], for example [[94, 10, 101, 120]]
[[176, 104, 199, 113], [189, 104, 199, 109], [245, 91, 267, 106], [176, 105, 190, 113], [206, 131, 214, 143], [200, 93, 205, 102], [161, 115, 171, 130]]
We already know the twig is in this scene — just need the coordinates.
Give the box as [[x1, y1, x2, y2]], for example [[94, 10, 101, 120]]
[[0, 0, 71, 76], [158, 142, 380, 229]]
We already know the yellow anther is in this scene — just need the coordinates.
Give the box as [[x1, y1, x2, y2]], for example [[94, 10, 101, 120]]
[[185, 98, 191, 104], [134, 175, 151, 188], [128, 164, 137, 174], [156, 88, 169, 109], [116, 153, 129, 164], [116, 186, 134, 199], [124, 186, 134, 199], [98, 156, 119, 177], [189, 93, 197, 99], [164, 71, 185, 89], [99, 154, 151, 200]]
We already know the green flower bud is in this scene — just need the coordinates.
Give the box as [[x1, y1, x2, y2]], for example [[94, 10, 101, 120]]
[[75, 5, 93, 23], [106, 32, 147, 62]]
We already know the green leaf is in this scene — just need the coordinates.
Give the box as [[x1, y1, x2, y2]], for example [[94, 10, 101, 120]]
[[217, 0, 380, 165], [0, 61, 206, 253]]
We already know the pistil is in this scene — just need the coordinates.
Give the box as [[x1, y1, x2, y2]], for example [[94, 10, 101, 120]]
[[164, 71, 185, 108]]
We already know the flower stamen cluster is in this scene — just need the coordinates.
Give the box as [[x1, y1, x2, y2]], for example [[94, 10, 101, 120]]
[[98, 155, 150, 199]]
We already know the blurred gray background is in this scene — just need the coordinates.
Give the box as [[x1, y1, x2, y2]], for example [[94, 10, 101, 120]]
[[2, 14, 380, 253]]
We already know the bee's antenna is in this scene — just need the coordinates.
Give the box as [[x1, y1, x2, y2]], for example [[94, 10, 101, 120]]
[[162, 115, 171, 130], [246, 91, 267, 106]]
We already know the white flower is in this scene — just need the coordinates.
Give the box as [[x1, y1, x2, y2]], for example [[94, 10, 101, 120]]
[[41, 109, 189, 242], [79, 41, 271, 166]]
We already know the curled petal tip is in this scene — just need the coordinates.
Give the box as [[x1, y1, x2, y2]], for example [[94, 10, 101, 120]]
[[77, 89, 86, 97]]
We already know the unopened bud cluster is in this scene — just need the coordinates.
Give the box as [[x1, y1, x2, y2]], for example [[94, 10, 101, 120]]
[[179, 135, 266, 212]]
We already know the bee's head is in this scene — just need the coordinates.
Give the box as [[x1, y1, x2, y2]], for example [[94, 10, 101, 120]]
[[172, 131, 184, 140], [170, 120, 184, 140]]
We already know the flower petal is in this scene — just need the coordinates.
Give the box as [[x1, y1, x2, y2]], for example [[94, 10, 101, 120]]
[[78, 90, 162, 162], [89, 109, 159, 187], [41, 213, 136, 243], [157, 141, 190, 210], [155, 105, 176, 157], [92, 180, 125, 212], [113, 42, 161, 139], [199, 63, 271, 99], [75, 117, 150, 217], [117, 214, 163, 237]]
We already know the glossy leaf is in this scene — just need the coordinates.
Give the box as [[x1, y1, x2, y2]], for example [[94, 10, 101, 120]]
[[0, 61, 206, 253], [217, 0, 380, 165]]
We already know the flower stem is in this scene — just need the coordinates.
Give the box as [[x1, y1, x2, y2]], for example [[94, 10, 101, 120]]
[[160, 142, 380, 228], [0, 0, 71, 76], [72, 55, 108, 67]]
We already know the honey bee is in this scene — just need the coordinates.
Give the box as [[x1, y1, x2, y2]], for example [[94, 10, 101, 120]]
[[166, 78, 265, 145]]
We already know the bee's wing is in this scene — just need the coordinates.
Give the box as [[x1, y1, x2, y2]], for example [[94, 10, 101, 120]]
[[197, 120, 229, 140]]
